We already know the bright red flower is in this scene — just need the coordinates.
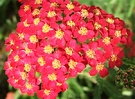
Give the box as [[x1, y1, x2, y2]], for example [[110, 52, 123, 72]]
[[82, 42, 105, 66], [105, 45, 124, 68], [89, 62, 109, 78], [37, 87, 57, 99], [74, 20, 95, 42], [5, 0, 133, 98], [49, 27, 72, 47], [18, 4, 32, 17], [63, 39, 81, 58], [5, 33, 20, 51], [20, 81, 39, 96], [36, 22, 55, 39], [67, 58, 85, 77]]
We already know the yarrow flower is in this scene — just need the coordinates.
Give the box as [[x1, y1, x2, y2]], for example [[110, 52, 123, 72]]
[[4, 0, 132, 99]]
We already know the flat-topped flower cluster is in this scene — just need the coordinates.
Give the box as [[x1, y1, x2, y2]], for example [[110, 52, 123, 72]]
[[4, 0, 132, 98]]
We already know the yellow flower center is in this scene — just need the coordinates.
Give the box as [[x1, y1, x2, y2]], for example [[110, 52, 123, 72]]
[[15, 79, 18, 83], [47, 11, 56, 17], [94, 22, 101, 30], [68, 59, 77, 69], [57, 82, 62, 86], [7, 62, 12, 70], [66, 3, 74, 10], [105, 27, 108, 30], [106, 18, 114, 24], [48, 73, 57, 81], [50, 2, 58, 7], [35, 0, 42, 4], [86, 49, 95, 58], [94, 9, 101, 16], [81, 9, 88, 18], [25, 47, 32, 54], [18, 33, 24, 40], [65, 47, 73, 56], [24, 64, 31, 72], [26, 83, 32, 90], [24, 5, 30, 12], [23, 20, 30, 27], [32, 9, 40, 16], [14, 55, 20, 62], [55, 29, 64, 39], [20, 72, 27, 80], [67, 20, 75, 27], [111, 54, 117, 61], [42, 23, 51, 33], [10, 40, 14, 45], [44, 45, 54, 54], [34, 18, 40, 25], [78, 27, 88, 35], [96, 63, 104, 71], [38, 57, 46, 66], [103, 37, 111, 45], [52, 59, 61, 69], [29, 35, 38, 44], [44, 89, 50, 96], [115, 30, 121, 37]]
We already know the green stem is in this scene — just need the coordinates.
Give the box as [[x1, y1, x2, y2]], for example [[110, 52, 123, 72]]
[[114, 66, 120, 71]]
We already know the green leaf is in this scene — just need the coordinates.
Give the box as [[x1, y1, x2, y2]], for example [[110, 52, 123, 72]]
[[93, 76, 103, 99], [61, 87, 76, 99], [67, 78, 88, 99], [127, 0, 135, 17], [103, 79, 123, 99], [122, 58, 135, 66], [14, 90, 21, 99], [114, 0, 123, 17], [0, 0, 5, 6]]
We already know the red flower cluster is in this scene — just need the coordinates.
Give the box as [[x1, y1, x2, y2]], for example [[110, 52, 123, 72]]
[[4, 0, 132, 98]]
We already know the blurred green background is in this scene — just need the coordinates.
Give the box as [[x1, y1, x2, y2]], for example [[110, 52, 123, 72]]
[[0, 0, 135, 99]]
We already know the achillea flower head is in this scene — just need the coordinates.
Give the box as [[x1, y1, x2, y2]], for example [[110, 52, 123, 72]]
[[4, 0, 132, 98]]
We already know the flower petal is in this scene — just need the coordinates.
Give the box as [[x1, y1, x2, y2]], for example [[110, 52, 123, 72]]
[[99, 68, 109, 78]]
